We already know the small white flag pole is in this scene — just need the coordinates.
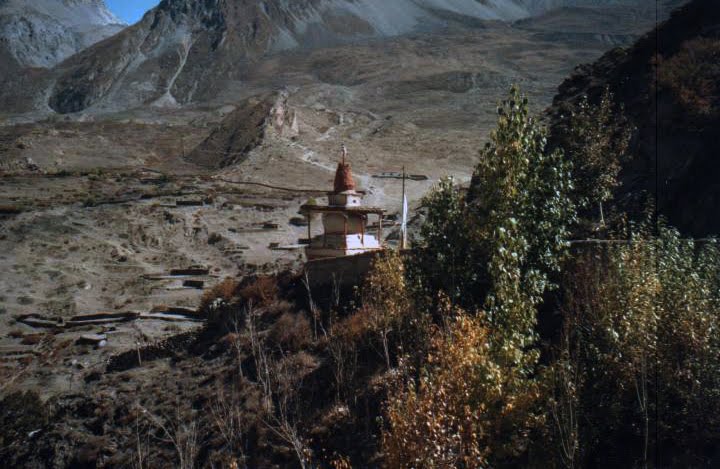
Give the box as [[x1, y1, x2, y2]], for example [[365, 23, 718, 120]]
[[401, 167, 408, 250]]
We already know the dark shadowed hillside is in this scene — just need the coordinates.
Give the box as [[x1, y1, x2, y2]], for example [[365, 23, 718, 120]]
[[547, 0, 720, 236]]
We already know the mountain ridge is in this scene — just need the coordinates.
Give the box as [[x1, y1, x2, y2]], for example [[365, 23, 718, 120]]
[[0, 0, 649, 117], [0, 0, 125, 68]]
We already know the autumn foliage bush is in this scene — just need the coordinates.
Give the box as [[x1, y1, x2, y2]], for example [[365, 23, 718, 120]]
[[383, 301, 543, 468], [360, 250, 414, 367], [200, 277, 239, 309], [201, 276, 281, 332], [269, 312, 312, 352], [657, 37, 720, 120], [240, 275, 280, 307]]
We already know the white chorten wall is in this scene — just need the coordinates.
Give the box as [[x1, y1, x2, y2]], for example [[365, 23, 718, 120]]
[[323, 213, 366, 234]]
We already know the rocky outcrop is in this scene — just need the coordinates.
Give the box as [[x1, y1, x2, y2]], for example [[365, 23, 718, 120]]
[[546, 0, 720, 236], [0, 0, 125, 68], [187, 91, 298, 169]]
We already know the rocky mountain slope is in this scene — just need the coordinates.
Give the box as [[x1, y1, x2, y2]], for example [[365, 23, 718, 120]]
[[0, 0, 650, 116], [547, 0, 720, 236], [0, 0, 125, 68]]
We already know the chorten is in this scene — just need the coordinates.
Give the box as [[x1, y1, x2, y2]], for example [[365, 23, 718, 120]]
[[300, 145, 385, 260]]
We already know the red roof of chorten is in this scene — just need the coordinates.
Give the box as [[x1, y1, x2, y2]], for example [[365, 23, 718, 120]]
[[333, 161, 356, 192], [333, 144, 356, 192]]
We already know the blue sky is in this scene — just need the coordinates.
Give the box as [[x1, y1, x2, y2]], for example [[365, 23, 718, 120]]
[[106, 0, 160, 24]]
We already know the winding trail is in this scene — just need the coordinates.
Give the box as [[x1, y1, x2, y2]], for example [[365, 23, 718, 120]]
[[288, 140, 388, 207]]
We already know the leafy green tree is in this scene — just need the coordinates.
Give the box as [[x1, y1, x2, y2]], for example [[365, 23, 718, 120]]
[[388, 87, 577, 467], [407, 176, 484, 311], [556, 223, 720, 467], [411, 87, 576, 331], [469, 86, 576, 359], [562, 87, 632, 225]]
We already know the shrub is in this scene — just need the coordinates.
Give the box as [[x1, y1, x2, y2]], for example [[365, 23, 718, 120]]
[[331, 307, 373, 345], [0, 391, 48, 450], [361, 250, 413, 367], [383, 302, 543, 468], [200, 278, 239, 310], [201, 277, 241, 331], [240, 276, 279, 307], [207, 232, 224, 245], [269, 312, 312, 352], [657, 37, 720, 120]]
